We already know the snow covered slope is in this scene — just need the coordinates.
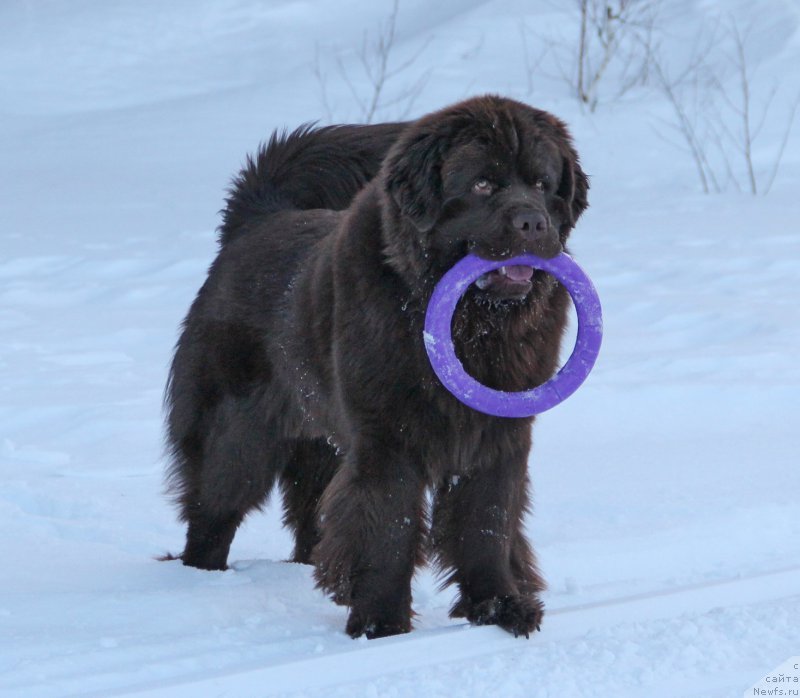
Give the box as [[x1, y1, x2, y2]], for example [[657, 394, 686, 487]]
[[1, 1, 798, 696]]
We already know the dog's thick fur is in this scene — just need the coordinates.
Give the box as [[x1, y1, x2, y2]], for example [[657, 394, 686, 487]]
[[164, 96, 588, 639]]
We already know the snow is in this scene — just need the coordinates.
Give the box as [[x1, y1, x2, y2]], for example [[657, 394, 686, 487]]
[[1, 1, 798, 696]]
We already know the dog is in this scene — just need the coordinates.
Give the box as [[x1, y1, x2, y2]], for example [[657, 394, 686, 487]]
[[164, 95, 588, 639]]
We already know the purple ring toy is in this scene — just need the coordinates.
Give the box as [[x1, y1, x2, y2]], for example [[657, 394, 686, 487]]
[[423, 252, 603, 417]]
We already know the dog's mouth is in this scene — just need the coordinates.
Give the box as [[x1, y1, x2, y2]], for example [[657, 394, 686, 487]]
[[474, 264, 534, 296]]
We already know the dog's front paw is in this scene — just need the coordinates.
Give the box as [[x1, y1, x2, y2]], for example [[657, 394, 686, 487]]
[[457, 594, 544, 638], [345, 607, 412, 639]]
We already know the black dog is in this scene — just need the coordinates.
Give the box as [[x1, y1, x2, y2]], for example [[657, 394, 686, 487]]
[[164, 96, 588, 639]]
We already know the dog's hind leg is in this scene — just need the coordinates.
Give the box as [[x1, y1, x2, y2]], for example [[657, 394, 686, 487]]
[[279, 438, 340, 564], [169, 394, 288, 571]]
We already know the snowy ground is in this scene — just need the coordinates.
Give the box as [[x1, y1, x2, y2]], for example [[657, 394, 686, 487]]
[[1, 1, 799, 696]]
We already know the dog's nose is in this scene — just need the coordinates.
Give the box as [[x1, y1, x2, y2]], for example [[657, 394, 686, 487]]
[[512, 210, 548, 236]]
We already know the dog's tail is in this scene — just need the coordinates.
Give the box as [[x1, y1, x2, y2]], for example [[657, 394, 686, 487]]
[[218, 121, 406, 247]]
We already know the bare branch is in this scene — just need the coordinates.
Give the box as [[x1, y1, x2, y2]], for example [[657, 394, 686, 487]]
[[313, 43, 334, 123], [651, 55, 716, 193], [313, 0, 430, 123], [764, 92, 800, 194], [751, 85, 778, 142], [519, 22, 549, 96], [649, 12, 796, 196], [566, 0, 661, 110], [577, 0, 588, 105], [728, 17, 757, 193], [337, 53, 367, 116]]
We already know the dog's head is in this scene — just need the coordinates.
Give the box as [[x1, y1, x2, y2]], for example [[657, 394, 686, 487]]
[[382, 95, 588, 300]]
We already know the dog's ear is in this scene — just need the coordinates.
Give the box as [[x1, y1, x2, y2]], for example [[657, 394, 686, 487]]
[[384, 129, 448, 232], [557, 147, 589, 228]]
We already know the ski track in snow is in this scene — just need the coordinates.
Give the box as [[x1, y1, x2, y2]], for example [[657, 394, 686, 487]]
[[1, 1, 799, 696], [93, 567, 800, 698]]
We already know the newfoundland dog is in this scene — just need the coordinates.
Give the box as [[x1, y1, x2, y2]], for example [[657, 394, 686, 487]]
[[164, 95, 588, 639]]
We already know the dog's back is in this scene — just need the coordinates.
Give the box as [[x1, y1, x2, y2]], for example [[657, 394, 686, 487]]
[[218, 122, 407, 246]]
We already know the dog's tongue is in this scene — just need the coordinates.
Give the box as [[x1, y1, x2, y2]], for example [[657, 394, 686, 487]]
[[503, 265, 534, 281]]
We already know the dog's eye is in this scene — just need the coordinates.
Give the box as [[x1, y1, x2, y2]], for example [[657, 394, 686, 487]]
[[534, 179, 545, 191], [472, 179, 494, 195]]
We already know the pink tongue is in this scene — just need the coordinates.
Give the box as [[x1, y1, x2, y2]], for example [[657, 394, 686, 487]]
[[504, 265, 534, 282]]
